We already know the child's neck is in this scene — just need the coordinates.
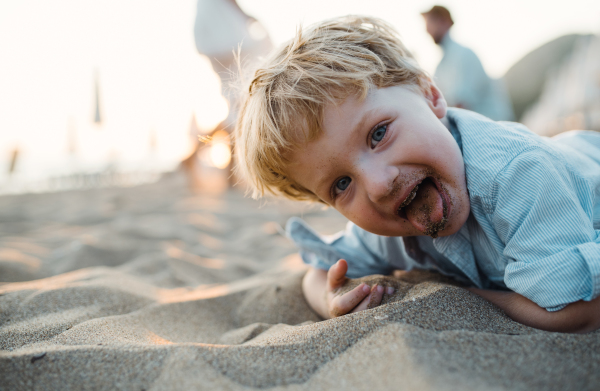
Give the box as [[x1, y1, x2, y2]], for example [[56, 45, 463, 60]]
[[441, 115, 451, 131]]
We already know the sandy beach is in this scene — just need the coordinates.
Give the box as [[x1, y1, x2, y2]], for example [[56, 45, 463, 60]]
[[1, 172, 599, 390]]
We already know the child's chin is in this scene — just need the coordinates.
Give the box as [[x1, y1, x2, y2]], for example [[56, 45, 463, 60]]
[[436, 212, 469, 237], [433, 225, 460, 237]]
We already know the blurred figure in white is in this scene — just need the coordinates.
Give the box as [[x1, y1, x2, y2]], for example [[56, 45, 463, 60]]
[[195, 0, 271, 116], [182, 0, 272, 189], [422, 5, 514, 121]]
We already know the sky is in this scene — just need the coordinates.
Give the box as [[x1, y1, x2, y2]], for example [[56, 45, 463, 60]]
[[0, 0, 599, 183], [0, 0, 226, 182], [238, 0, 600, 76]]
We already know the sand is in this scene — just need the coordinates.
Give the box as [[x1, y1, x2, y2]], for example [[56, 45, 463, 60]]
[[1, 172, 599, 390]]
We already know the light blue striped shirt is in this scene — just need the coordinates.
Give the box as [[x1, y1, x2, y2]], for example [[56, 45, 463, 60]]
[[287, 108, 600, 311]]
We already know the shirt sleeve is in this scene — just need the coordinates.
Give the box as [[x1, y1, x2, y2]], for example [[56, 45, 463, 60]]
[[492, 149, 600, 311], [285, 217, 414, 278]]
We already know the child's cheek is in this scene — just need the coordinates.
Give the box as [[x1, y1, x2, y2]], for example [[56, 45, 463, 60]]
[[344, 205, 381, 230]]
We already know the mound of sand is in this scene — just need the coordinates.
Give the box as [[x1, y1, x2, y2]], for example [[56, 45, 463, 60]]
[[1, 173, 599, 390]]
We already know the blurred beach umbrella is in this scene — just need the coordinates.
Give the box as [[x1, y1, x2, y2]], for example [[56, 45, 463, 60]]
[[149, 128, 157, 155], [8, 148, 19, 176], [93, 71, 103, 125], [67, 117, 77, 156]]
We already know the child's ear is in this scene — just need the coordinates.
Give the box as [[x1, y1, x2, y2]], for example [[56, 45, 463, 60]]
[[423, 83, 447, 119]]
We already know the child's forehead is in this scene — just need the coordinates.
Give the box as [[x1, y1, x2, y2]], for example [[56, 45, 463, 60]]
[[321, 91, 377, 135], [325, 89, 373, 115], [322, 85, 425, 127], [286, 85, 433, 169], [285, 98, 384, 191], [288, 85, 423, 151]]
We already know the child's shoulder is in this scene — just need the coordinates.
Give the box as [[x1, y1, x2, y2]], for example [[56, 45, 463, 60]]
[[446, 109, 574, 196]]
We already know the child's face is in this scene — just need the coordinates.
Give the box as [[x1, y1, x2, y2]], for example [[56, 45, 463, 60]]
[[287, 85, 471, 238]]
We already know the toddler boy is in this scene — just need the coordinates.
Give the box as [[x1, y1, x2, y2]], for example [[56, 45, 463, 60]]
[[234, 16, 600, 332]]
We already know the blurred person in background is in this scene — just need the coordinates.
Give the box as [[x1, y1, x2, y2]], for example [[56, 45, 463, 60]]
[[194, 0, 272, 127], [182, 0, 272, 187], [422, 5, 514, 121]]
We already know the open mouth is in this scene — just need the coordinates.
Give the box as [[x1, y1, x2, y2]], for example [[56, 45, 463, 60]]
[[396, 177, 449, 238]]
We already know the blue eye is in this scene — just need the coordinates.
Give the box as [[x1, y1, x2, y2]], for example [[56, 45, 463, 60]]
[[371, 125, 387, 148], [334, 176, 351, 194]]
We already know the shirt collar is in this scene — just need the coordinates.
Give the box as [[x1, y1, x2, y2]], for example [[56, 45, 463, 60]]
[[439, 32, 453, 49], [443, 108, 464, 152]]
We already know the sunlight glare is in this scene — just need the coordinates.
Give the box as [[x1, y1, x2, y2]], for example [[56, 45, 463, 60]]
[[194, 92, 230, 133], [209, 130, 231, 169]]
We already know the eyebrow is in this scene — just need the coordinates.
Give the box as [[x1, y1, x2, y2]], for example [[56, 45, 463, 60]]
[[312, 106, 381, 201]]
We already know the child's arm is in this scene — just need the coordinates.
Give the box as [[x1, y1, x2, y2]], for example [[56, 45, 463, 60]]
[[469, 288, 600, 333], [302, 259, 389, 319]]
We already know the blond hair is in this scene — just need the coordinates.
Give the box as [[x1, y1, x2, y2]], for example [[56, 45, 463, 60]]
[[234, 15, 432, 203]]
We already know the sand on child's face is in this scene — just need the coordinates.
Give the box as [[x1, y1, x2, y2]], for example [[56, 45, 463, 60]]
[[286, 85, 471, 238]]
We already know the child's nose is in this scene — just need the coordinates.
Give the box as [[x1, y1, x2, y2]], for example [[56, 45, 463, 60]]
[[362, 165, 397, 203]]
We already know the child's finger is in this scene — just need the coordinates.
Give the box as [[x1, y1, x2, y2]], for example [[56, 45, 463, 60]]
[[351, 284, 385, 313], [326, 259, 348, 290], [368, 284, 385, 309], [350, 291, 372, 313], [329, 283, 371, 316]]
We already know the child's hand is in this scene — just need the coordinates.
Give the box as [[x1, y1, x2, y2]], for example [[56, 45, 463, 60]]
[[326, 259, 394, 317]]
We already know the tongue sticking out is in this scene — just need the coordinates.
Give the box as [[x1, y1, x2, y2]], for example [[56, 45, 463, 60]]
[[404, 178, 446, 237]]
